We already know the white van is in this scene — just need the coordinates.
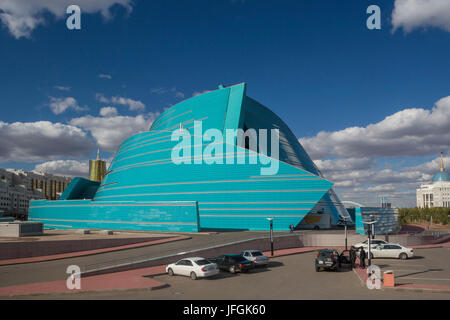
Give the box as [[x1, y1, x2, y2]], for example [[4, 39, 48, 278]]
[[297, 212, 331, 230]]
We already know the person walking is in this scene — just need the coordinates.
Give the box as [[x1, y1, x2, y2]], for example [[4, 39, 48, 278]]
[[359, 246, 366, 268], [349, 246, 356, 269]]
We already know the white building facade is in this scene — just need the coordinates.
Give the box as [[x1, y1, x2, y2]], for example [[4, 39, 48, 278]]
[[0, 168, 71, 218], [416, 153, 450, 208]]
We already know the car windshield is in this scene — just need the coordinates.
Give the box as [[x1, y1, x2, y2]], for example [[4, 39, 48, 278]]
[[251, 251, 263, 256], [319, 251, 333, 257], [194, 259, 211, 266]]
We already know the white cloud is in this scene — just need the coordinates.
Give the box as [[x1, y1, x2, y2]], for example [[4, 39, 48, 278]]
[[150, 87, 168, 95], [150, 87, 185, 99], [34, 159, 88, 178], [49, 97, 88, 115], [98, 73, 112, 79], [0, 0, 133, 39], [299, 95, 450, 207], [300, 96, 450, 160], [404, 154, 450, 175], [99, 106, 118, 117], [111, 96, 145, 111], [392, 0, 450, 33], [70, 113, 158, 152], [54, 85, 70, 91], [95, 93, 145, 111], [0, 121, 94, 162]]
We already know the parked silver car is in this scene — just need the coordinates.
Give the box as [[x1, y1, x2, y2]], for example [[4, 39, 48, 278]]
[[241, 250, 269, 267]]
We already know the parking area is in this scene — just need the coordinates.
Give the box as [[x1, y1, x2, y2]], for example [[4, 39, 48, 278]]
[[371, 247, 450, 287], [6, 249, 449, 300]]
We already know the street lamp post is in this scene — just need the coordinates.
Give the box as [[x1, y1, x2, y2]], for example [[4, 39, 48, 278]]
[[363, 218, 377, 267], [344, 217, 348, 251], [267, 218, 274, 256]]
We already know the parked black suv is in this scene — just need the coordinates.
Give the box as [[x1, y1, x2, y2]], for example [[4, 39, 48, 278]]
[[315, 249, 340, 272], [210, 254, 254, 273]]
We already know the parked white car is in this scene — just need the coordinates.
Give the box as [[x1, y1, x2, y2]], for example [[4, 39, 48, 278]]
[[353, 239, 388, 249], [241, 250, 269, 267], [166, 257, 219, 280], [369, 244, 414, 260]]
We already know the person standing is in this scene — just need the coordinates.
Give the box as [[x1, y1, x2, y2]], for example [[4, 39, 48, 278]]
[[359, 247, 366, 268], [350, 246, 356, 268]]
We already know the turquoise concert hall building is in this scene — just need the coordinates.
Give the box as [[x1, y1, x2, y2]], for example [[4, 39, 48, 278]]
[[29, 83, 350, 232]]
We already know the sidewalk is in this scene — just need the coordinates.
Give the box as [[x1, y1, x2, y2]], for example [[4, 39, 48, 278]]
[[352, 258, 450, 293]]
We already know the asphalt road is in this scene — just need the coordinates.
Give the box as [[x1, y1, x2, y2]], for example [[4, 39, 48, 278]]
[[0, 231, 285, 287], [372, 247, 450, 287], [5, 249, 450, 300]]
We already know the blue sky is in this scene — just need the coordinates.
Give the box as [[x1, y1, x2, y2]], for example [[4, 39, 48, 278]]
[[0, 0, 449, 207]]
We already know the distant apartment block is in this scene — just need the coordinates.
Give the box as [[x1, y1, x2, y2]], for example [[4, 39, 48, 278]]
[[0, 168, 71, 219]]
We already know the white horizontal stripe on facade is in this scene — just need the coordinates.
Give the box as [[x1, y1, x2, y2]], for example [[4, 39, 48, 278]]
[[97, 177, 323, 194], [199, 208, 310, 211], [114, 139, 220, 164], [43, 223, 73, 228], [107, 151, 258, 175], [29, 217, 197, 225], [119, 129, 174, 149], [249, 174, 313, 178], [201, 201, 317, 204], [152, 110, 192, 129], [94, 189, 330, 199], [199, 215, 306, 218], [149, 108, 176, 127], [114, 118, 208, 160], [30, 203, 197, 208]]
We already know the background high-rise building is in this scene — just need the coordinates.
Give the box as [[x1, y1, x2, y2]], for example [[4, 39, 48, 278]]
[[417, 152, 450, 208], [0, 168, 71, 219], [89, 149, 106, 182]]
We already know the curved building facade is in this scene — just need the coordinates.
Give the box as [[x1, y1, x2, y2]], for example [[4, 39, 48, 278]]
[[29, 83, 349, 231]]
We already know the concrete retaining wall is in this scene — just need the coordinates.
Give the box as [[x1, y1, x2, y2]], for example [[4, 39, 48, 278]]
[[296, 232, 448, 247]]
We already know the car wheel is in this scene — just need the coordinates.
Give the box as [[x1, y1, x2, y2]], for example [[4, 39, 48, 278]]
[[313, 226, 320, 230], [229, 266, 236, 274], [315, 266, 320, 272], [190, 272, 197, 280], [399, 253, 407, 260], [168, 268, 174, 276], [370, 253, 374, 260]]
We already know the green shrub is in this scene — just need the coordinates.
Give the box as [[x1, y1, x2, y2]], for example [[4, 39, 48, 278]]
[[398, 207, 450, 225]]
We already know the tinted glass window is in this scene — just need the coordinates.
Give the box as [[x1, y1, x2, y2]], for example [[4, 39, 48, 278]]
[[391, 245, 401, 249], [319, 251, 332, 258], [232, 256, 247, 262], [176, 260, 187, 265], [194, 259, 211, 266], [252, 251, 263, 256], [185, 260, 193, 266]]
